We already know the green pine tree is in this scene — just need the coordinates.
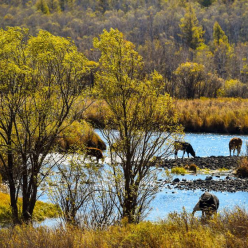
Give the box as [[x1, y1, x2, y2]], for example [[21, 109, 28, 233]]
[[179, 4, 205, 49], [36, 0, 50, 14], [213, 21, 228, 45]]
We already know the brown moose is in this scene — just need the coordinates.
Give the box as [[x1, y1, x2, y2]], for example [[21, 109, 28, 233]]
[[174, 141, 196, 159], [85, 147, 104, 163], [229, 137, 242, 156], [192, 192, 219, 218]]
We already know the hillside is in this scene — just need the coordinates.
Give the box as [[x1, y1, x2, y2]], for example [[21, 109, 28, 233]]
[[1, 0, 248, 99]]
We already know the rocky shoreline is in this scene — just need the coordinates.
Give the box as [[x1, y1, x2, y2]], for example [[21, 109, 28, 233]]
[[161, 156, 243, 170], [159, 156, 248, 192], [169, 176, 248, 193]]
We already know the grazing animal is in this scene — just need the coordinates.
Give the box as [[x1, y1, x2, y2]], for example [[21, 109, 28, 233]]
[[174, 141, 196, 159], [85, 147, 104, 163], [229, 137, 242, 156], [192, 192, 219, 218]]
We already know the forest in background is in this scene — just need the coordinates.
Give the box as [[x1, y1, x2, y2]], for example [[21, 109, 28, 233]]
[[1, 0, 248, 98]]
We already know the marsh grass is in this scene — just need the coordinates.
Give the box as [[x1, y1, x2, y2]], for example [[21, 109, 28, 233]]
[[83, 98, 248, 134], [0, 208, 247, 247]]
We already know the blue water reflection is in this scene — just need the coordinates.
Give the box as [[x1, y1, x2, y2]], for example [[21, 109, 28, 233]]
[[182, 133, 248, 157], [95, 130, 248, 220], [95, 129, 248, 157], [149, 189, 248, 220], [38, 131, 248, 227]]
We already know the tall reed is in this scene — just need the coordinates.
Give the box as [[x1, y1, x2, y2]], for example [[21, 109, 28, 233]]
[[83, 98, 248, 134]]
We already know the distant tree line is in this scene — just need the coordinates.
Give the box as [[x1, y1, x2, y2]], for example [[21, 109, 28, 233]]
[[1, 0, 248, 98]]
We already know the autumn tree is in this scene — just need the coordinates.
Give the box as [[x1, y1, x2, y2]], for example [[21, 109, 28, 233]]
[[174, 62, 205, 99], [0, 27, 90, 224], [94, 28, 182, 223], [179, 4, 205, 50]]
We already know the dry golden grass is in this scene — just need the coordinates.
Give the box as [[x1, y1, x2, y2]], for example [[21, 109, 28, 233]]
[[174, 98, 248, 133], [0, 208, 247, 248], [82, 98, 248, 134]]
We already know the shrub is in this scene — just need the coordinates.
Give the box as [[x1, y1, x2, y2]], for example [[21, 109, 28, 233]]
[[185, 164, 198, 173], [171, 167, 186, 174], [189, 164, 197, 172], [236, 158, 248, 178]]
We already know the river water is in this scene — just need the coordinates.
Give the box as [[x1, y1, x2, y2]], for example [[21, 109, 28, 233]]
[[38, 131, 248, 226], [95, 130, 248, 219]]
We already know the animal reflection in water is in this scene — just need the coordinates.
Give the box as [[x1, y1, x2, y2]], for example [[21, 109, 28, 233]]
[[192, 192, 219, 218], [174, 141, 196, 159], [229, 137, 242, 156]]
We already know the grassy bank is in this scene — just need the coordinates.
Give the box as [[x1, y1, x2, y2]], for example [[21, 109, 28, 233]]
[[0, 191, 60, 224], [83, 98, 248, 134], [174, 98, 248, 133], [0, 208, 247, 247]]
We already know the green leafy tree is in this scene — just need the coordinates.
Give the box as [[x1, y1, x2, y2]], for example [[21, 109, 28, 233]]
[[94, 28, 182, 223], [179, 4, 205, 50], [0, 27, 90, 224]]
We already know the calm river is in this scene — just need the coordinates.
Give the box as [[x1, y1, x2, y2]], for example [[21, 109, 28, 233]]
[[39, 131, 248, 226], [96, 130, 248, 220]]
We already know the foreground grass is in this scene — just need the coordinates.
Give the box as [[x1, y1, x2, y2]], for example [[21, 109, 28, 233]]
[[0, 208, 247, 248], [0, 192, 60, 224], [83, 98, 248, 134]]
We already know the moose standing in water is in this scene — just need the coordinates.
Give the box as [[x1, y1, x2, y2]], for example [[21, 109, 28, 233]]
[[174, 141, 196, 159], [229, 137, 242, 156], [192, 192, 219, 218]]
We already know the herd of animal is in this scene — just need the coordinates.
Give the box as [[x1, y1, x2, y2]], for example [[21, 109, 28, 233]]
[[174, 137, 243, 159], [84, 137, 243, 162], [174, 138, 243, 218], [84, 137, 242, 219]]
